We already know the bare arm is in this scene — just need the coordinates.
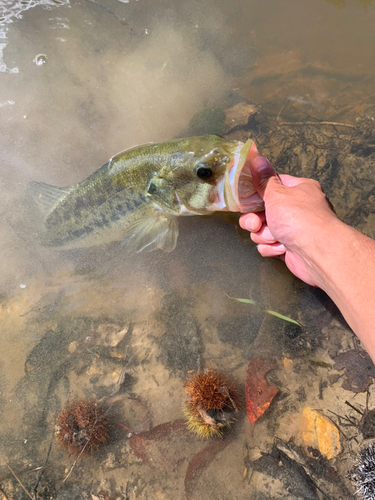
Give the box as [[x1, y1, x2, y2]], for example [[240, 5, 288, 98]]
[[241, 157, 375, 360]]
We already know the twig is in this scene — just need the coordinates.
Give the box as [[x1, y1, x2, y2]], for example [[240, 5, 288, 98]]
[[0, 485, 9, 500], [276, 101, 287, 124], [325, 411, 351, 441], [327, 408, 357, 426], [32, 434, 54, 500], [366, 389, 370, 412], [115, 422, 133, 433], [217, 386, 240, 412], [345, 400, 363, 415], [276, 100, 355, 129], [62, 440, 89, 484], [124, 480, 130, 500], [6, 464, 33, 500], [278, 120, 355, 129]]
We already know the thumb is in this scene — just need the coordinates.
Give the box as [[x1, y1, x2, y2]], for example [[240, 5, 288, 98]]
[[251, 156, 281, 199]]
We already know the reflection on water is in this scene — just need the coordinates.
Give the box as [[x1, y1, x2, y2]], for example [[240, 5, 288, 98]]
[[1, 0, 375, 498]]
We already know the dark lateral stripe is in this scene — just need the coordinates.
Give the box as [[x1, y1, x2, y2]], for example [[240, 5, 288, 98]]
[[46, 224, 95, 246]]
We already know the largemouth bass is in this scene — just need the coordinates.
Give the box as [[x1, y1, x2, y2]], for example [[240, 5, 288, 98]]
[[28, 136, 262, 253]]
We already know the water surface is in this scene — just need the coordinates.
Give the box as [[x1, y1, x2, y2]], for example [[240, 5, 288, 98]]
[[1, 0, 375, 498]]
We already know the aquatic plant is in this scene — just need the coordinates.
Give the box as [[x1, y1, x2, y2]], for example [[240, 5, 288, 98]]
[[349, 442, 375, 499], [55, 400, 109, 455], [183, 368, 240, 438]]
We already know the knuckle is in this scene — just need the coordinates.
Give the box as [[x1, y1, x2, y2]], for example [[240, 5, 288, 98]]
[[306, 179, 322, 191]]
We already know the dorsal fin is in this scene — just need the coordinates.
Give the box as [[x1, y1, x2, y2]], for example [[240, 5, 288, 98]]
[[28, 181, 72, 216], [107, 142, 155, 170]]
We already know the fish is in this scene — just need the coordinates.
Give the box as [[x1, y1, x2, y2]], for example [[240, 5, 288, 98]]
[[28, 135, 263, 253]]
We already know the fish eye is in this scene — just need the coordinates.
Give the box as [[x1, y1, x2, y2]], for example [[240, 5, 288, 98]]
[[196, 165, 213, 179]]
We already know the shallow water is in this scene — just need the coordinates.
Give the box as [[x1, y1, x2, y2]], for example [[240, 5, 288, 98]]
[[1, 0, 375, 498]]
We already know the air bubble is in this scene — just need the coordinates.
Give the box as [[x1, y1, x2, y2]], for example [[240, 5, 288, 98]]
[[33, 54, 47, 66]]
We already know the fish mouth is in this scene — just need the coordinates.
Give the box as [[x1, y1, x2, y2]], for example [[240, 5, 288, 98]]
[[223, 139, 264, 213]]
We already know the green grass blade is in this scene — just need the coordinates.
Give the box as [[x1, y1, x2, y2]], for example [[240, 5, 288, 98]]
[[265, 309, 302, 327], [307, 358, 332, 368], [224, 294, 258, 306], [225, 293, 302, 327]]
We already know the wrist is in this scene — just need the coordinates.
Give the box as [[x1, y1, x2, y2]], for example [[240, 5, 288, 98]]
[[305, 219, 375, 355], [299, 218, 355, 292]]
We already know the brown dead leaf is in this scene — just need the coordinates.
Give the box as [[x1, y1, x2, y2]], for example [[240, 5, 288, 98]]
[[334, 349, 375, 393], [184, 440, 231, 500], [129, 419, 187, 469]]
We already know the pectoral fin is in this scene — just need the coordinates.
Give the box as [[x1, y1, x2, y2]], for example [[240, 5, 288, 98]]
[[122, 212, 179, 253]]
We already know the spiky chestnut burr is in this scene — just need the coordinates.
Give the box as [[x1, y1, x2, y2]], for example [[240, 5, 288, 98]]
[[349, 442, 375, 499], [183, 368, 240, 438], [55, 400, 109, 455]]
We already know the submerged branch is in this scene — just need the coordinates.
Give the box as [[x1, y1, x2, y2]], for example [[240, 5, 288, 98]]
[[6, 464, 33, 500], [276, 100, 355, 129], [278, 120, 355, 129]]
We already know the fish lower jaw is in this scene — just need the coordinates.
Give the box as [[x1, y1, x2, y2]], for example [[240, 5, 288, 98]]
[[213, 177, 231, 212], [224, 139, 264, 213], [236, 162, 264, 212]]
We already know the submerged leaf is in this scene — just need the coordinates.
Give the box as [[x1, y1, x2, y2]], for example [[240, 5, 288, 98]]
[[129, 419, 187, 469], [334, 349, 375, 393], [245, 357, 278, 426], [185, 440, 230, 500], [301, 407, 341, 460]]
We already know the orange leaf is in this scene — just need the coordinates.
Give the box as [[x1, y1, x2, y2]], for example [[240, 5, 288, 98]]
[[245, 357, 278, 425]]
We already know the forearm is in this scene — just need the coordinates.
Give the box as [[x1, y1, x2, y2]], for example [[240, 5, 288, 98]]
[[307, 220, 375, 360]]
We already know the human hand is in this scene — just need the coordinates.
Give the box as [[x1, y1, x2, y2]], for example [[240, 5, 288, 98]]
[[239, 156, 341, 287]]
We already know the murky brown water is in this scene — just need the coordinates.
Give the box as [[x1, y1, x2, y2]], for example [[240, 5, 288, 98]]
[[1, 0, 375, 498]]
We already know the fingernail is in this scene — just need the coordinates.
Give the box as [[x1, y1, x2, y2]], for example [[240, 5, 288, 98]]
[[245, 219, 254, 231], [252, 156, 276, 180], [256, 157, 273, 177]]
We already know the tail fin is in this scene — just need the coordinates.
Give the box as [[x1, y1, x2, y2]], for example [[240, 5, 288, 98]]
[[28, 181, 72, 216]]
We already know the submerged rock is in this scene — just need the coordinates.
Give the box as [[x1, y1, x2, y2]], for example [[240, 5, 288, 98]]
[[157, 292, 203, 377]]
